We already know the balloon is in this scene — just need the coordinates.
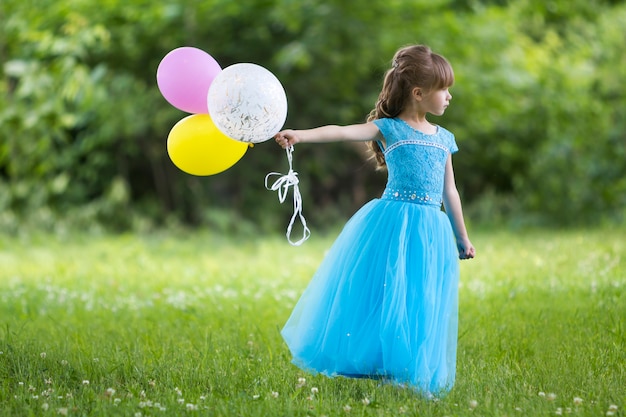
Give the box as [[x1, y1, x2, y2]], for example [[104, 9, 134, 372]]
[[157, 47, 221, 114], [167, 114, 248, 176], [207, 63, 287, 143]]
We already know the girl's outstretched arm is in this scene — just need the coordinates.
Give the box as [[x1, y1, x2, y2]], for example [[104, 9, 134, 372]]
[[275, 123, 382, 148], [442, 155, 476, 260]]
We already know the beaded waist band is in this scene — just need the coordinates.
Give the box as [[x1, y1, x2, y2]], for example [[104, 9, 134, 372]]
[[380, 189, 442, 207]]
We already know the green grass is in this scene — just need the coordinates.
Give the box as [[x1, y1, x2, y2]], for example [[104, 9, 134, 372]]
[[0, 227, 624, 416]]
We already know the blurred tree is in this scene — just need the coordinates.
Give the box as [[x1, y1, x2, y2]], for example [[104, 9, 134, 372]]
[[1, 0, 625, 232]]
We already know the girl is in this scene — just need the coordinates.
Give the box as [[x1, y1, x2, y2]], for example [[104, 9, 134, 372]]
[[275, 44, 475, 396]]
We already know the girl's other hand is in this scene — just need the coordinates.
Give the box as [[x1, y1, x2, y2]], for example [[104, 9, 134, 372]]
[[457, 239, 476, 260]]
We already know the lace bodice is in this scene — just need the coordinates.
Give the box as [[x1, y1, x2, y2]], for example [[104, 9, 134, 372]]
[[373, 118, 458, 207]]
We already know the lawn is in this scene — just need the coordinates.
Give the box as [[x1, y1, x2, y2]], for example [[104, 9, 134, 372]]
[[0, 227, 624, 416]]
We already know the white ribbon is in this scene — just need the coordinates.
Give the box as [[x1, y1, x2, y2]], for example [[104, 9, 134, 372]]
[[265, 145, 311, 246]]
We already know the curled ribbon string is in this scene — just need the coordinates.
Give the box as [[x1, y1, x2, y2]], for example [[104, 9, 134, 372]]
[[265, 145, 311, 246]]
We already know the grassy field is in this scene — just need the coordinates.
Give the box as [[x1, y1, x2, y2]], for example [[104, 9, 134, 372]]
[[0, 227, 624, 416]]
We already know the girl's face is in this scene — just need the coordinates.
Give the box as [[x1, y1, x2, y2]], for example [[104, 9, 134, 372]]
[[423, 88, 452, 116]]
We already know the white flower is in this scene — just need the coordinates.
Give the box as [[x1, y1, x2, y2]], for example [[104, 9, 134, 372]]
[[547, 393, 557, 401], [362, 397, 370, 406], [61, 360, 68, 366], [608, 405, 618, 412], [311, 387, 319, 395], [82, 380, 90, 385], [42, 403, 49, 411], [573, 397, 583, 406], [252, 394, 260, 400], [186, 403, 198, 411], [105, 388, 116, 397], [539, 392, 546, 397], [57, 408, 68, 416], [271, 391, 279, 398], [114, 398, 121, 405], [469, 400, 478, 409], [555, 407, 562, 415], [40, 352, 47, 359], [343, 405, 351, 412]]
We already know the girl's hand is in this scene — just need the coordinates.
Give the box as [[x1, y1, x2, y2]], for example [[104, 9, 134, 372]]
[[457, 239, 476, 260], [274, 130, 300, 149]]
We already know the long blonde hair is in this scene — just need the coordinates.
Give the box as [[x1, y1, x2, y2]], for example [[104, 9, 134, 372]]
[[367, 45, 455, 168]]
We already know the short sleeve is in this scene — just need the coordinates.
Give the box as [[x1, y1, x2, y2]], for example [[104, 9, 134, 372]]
[[372, 118, 389, 139], [373, 118, 400, 149], [372, 118, 385, 129], [371, 119, 386, 151], [438, 126, 458, 154], [449, 133, 459, 154]]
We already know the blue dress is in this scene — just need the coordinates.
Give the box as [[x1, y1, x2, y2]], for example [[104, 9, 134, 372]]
[[281, 117, 460, 395]]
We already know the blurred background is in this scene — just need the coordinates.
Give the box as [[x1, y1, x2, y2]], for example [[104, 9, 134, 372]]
[[1, 0, 625, 236]]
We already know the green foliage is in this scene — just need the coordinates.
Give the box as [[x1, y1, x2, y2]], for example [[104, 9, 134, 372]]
[[0, 229, 624, 415], [1, 0, 625, 230]]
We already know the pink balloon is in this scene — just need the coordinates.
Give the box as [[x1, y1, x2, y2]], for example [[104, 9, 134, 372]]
[[156, 47, 221, 114]]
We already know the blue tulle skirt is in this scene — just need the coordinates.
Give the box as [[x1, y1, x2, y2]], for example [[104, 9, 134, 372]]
[[281, 198, 459, 395]]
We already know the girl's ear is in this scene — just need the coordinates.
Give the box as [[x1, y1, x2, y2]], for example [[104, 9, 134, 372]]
[[412, 87, 423, 101]]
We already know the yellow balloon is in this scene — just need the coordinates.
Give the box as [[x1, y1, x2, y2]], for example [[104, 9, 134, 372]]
[[167, 114, 248, 176]]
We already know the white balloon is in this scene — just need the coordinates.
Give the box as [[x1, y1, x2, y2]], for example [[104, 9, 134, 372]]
[[207, 63, 288, 143]]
